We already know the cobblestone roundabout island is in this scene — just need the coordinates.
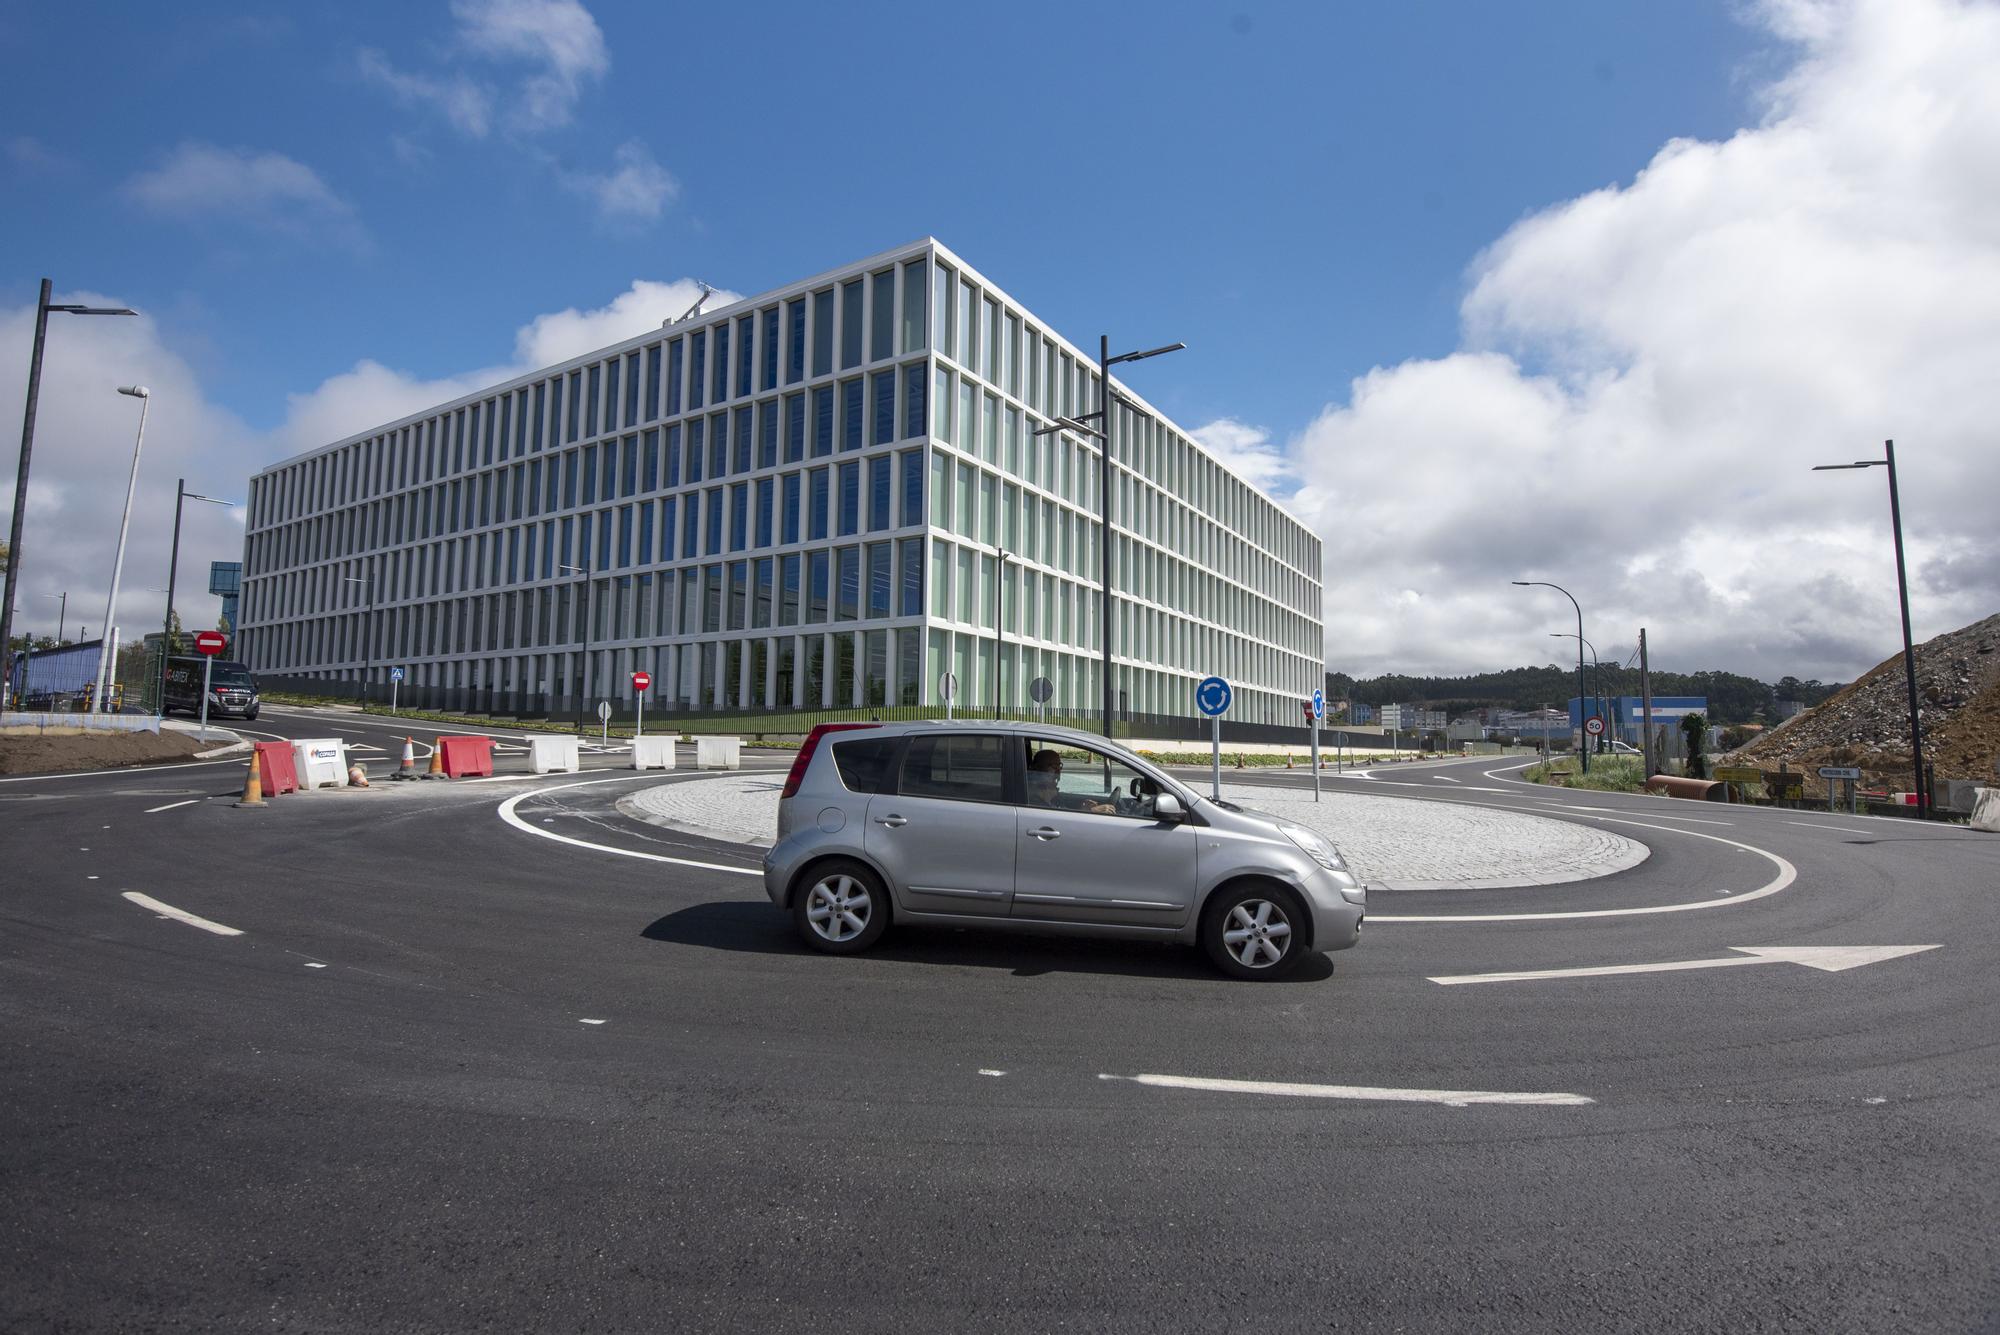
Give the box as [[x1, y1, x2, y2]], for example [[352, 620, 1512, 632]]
[[623, 774, 1648, 891]]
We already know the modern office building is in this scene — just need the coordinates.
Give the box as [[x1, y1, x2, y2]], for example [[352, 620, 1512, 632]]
[[237, 239, 1323, 727]]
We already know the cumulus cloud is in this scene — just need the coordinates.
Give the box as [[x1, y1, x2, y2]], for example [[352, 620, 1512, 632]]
[[1263, 0, 2000, 683], [122, 142, 363, 248], [563, 140, 678, 224], [1189, 418, 1294, 494], [451, 0, 608, 132], [1, 275, 742, 644], [357, 48, 492, 137]]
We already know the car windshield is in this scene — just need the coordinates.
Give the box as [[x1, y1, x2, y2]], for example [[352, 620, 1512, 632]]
[[209, 664, 254, 688]]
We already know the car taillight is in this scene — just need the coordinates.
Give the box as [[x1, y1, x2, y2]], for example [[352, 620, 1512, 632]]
[[781, 723, 879, 799]]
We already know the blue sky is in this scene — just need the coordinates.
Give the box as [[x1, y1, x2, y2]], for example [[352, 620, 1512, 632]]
[[5, 1, 1996, 681]]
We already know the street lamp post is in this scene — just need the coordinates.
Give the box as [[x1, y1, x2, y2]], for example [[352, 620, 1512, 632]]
[[341, 572, 377, 707], [1551, 632, 1611, 754], [1813, 441, 1929, 819], [43, 591, 65, 644], [91, 386, 151, 712], [557, 559, 592, 733], [159, 479, 233, 714], [1032, 335, 1184, 739], [1, 280, 138, 698], [1514, 579, 1589, 773]]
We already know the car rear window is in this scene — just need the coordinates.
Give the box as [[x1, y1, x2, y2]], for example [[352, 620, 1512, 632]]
[[898, 735, 1006, 803], [831, 737, 898, 793]]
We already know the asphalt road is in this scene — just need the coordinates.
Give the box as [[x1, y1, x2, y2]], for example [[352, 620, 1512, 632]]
[[3, 710, 1996, 1332]]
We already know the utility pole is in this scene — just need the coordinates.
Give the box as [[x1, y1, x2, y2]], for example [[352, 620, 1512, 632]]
[[1639, 628, 1656, 778]]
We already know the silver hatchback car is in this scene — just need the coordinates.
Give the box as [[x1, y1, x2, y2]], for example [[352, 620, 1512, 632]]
[[763, 721, 1366, 979]]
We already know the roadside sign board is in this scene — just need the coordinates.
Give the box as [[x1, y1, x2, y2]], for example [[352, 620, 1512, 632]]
[[389, 666, 405, 683], [1583, 716, 1605, 736], [1300, 700, 1314, 723], [631, 670, 652, 691], [194, 630, 226, 656], [1713, 766, 1763, 783], [597, 701, 612, 722], [1312, 688, 1325, 721], [1818, 766, 1862, 779], [939, 671, 957, 701], [1028, 676, 1053, 704], [1196, 676, 1232, 717]]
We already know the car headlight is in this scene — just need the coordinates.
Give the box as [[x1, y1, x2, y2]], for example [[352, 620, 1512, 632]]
[[1278, 821, 1346, 872]]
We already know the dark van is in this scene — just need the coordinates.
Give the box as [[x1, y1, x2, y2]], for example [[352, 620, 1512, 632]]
[[163, 657, 260, 720]]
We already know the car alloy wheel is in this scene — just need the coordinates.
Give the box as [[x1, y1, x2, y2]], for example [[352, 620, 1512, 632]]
[[793, 858, 890, 955], [1201, 882, 1307, 980], [1223, 898, 1293, 969]]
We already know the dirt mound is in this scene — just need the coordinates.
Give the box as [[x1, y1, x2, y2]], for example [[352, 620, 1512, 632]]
[[1724, 612, 2000, 796], [0, 728, 210, 776]]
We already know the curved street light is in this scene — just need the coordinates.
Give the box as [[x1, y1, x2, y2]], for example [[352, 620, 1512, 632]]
[[1513, 579, 1590, 773], [92, 386, 150, 711]]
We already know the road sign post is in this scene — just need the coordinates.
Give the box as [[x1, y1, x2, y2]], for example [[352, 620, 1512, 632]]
[[1818, 765, 1862, 814], [193, 630, 224, 742], [1311, 688, 1325, 802], [1029, 674, 1053, 724], [632, 670, 651, 738], [1197, 676, 1232, 801], [940, 671, 957, 721], [597, 699, 611, 744], [389, 665, 404, 716]]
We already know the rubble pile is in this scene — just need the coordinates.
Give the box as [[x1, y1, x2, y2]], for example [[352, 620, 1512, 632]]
[[1725, 613, 2000, 796]]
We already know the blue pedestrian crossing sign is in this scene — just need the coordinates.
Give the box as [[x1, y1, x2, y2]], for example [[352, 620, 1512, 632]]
[[1311, 688, 1325, 721], [390, 667, 405, 683], [1196, 676, 1233, 717]]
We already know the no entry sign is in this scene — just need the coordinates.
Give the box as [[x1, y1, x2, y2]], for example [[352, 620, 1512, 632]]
[[194, 630, 226, 656], [631, 670, 652, 691]]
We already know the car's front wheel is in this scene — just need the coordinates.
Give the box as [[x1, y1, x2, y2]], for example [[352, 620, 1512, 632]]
[[1201, 882, 1308, 980], [793, 858, 890, 955]]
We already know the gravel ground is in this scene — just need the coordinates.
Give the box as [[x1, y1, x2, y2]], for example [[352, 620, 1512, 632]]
[[0, 728, 207, 775]]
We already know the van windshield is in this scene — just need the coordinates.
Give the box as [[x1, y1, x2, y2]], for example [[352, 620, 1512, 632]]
[[209, 663, 255, 689]]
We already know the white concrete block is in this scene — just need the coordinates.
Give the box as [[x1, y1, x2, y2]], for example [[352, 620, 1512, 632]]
[[631, 736, 676, 771], [1971, 787, 2000, 834], [696, 736, 742, 770], [529, 735, 580, 774]]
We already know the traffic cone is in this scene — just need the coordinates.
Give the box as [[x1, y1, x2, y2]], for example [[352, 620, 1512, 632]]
[[392, 736, 418, 781], [347, 763, 370, 788], [233, 748, 267, 808], [1285, 754, 1293, 769], [422, 737, 447, 779]]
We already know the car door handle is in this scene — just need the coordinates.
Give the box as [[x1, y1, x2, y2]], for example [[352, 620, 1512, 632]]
[[1028, 826, 1061, 841], [876, 814, 908, 827]]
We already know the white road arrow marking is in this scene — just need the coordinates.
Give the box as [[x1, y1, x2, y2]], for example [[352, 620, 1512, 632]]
[[1431, 944, 1940, 986]]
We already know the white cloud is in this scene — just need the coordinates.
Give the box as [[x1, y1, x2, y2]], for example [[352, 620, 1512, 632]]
[[450, 0, 607, 132], [122, 142, 362, 248], [564, 140, 678, 224], [1, 275, 738, 647], [1263, 0, 2000, 683], [357, 48, 492, 137], [1188, 418, 1294, 494]]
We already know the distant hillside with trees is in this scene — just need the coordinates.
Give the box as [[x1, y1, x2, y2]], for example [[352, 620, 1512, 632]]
[[1324, 665, 1845, 725]]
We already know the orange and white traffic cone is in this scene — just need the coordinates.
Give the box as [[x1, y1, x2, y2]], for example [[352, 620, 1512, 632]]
[[234, 748, 267, 809], [423, 737, 447, 779], [392, 736, 418, 781], [347, 763, 370, 788], [1285, 754, 1294, 769]]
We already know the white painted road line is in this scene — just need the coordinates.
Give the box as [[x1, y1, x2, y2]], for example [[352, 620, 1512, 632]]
[[144, 799, 201, 814], [1431, 944, 1942, 986], [1434, 775, 1463, 784], [120, 892, 243, 937], [1099, 1072, 1594, 1108], [496, 775, 762, 876]]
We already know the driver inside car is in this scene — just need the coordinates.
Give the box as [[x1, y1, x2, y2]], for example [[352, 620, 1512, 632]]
[[1026, 748, 1117, 814]]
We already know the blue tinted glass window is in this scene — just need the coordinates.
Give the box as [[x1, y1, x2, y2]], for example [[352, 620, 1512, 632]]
[[729, 560, 749, 631], [842, 379, 864, 451], [868, 542, 891, 618], [638, 501, 654, 563], [598, 508, 613, 568], [809, 468, 829, 540], [786, 299, 806, 384], [730, 484, 748, 552], [689, 331, 706, 411], [903, 364, 926, 440], [705, 486, 723, 553], [869, 455, 892, 532], [587, 365, 601, 438], [660, 496, 676, 561], [901, 258, 927, 353], [755, 477, 774, 548], [642, 429, 658, 491], [603, 362, 619, 434], [624, 352, 640, 427], [872, 371, 896, 446], [667, 340, 684, 416], [736, 316, 755, 399], [709, 413, 728, 478], [712, 323, 729, 404], [840, 278, 863, 371], [681, 495, 699, 558], [664, 425, 681, 488], [618, 505, 633, 567], [576, 450, 591, 506], [899, 536, 923, 615], [780, 553, 801, 625], [733, 406, 753, 473], [645, 345, 661, 421], [786, 393, 805, 463], [566, 372, 582, 443], [812, 387, 834, 457], [836, 546, 859, 620], [621, 436, 637, 496], [758, 400, 777, 470], [781, 473, 800, 544], [808, 551, 829, 621], [812, 288, 835, 378], [533, 383, 546, 450], [761, 308, 779, 391], [838, 461, 860, 536], [686, 419, 704, 483], [872, 270, 894, 363]]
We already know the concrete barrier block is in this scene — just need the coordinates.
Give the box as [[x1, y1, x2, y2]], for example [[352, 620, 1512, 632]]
[[696, 736, 741, 770], [1971, 787, 2000, 834], [291, 738, 349, 790], [530, 735, 580, 774], [632, 736, 675, 771]]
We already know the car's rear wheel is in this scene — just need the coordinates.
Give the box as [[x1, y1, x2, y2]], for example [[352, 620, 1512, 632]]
[[793, 858, 890, 955], [1201, 882, 1307, 980]]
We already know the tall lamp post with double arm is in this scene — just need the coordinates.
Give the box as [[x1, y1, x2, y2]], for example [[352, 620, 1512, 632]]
[[1513, 579, 1590, 774], [1813, 441, 1928, 819], [159, 479, 234, 713], [1033, 335, 1184, 739]]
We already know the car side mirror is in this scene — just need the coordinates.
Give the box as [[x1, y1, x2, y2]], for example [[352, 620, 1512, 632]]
[[1154, 792, 1185, 821]]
